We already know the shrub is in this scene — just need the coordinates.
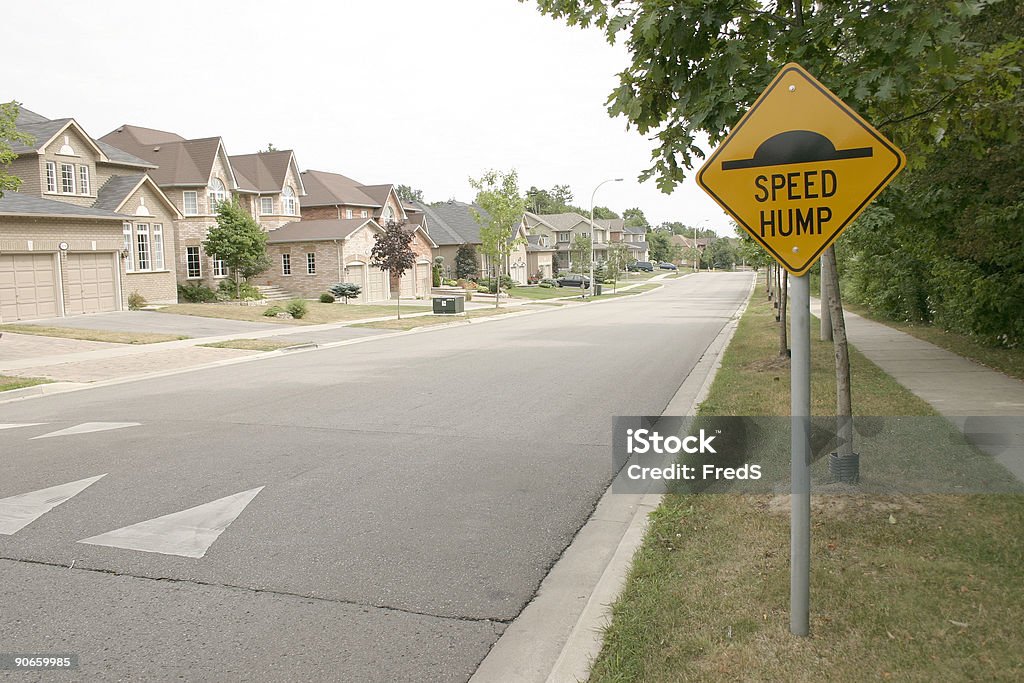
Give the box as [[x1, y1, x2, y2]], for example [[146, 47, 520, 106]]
[[539, 282, 554, 289], [216, 279, 263, 301], [127, 291, 146, 310], [540, 278, 559, 287], [476, 285, 490, 293], [286, 299, 308, 319], [177, 283, 218, 303], [443, 279, 458, 286], [263, 305, 284, 317], [330, 282, 362, 304], [320, 293, 335, 303]]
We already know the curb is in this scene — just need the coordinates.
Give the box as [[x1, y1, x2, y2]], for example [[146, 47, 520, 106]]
[[470, 272, 755, 683]]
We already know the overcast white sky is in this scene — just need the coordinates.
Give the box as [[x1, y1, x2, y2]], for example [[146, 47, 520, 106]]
[[8, 0, 733, 234]]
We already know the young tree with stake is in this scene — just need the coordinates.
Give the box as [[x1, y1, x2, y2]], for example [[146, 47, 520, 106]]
[[370, 221, 416, 319], [469, 170, 528, 309]]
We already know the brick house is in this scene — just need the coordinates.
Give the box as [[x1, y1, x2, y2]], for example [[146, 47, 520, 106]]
[[522, 211, 649, 271], [412, 200, 531, 284], [261, 218, 436, 302], [98, 125, 304, 293], [1, 107, 182, 321]]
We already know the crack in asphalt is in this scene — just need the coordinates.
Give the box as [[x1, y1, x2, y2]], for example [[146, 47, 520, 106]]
[[0, 555, 512, 627]]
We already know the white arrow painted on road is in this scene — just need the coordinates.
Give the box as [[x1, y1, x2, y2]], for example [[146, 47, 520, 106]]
[[0, 423, 43, 431], [78, 487, 265, 558], [31, 422, 141, 440], [0, 474, 107, 535]]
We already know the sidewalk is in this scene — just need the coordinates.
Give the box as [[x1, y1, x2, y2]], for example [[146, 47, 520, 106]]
[[811, 299, 1024, 481]]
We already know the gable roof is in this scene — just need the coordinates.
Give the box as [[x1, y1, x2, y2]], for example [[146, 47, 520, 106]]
[[99, 126, 234, 187], [524, 211, 590, 232], [526, 235, 556, 252], [300, 170, 381, 208], [0, 192, 126, 220], [266, 218, 380, 243], [230, 150, 305, 194], [596, 217, 625, 231], [92, 174, 183, 218], [412, 200, 490, 246]]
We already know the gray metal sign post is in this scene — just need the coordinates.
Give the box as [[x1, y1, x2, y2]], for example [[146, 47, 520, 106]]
[[790, 273, 811, 636]]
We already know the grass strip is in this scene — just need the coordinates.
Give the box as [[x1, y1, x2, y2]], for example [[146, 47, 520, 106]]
[[0, 375, 53, 392], [351, 308, 523, 331], [198, 339, 302, 352], [0, 325, 187, 344], [590, 281, 1024, 682]]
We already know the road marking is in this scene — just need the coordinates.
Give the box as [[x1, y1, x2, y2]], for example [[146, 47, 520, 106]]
[[0, 474, 107, 535], [78, 487, 265, 558], [31, 422, 141, 440], [0, 423, 43, 431]]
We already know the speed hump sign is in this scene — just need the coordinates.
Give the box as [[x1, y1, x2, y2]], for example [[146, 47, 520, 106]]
[[697, 63, 905, 275]]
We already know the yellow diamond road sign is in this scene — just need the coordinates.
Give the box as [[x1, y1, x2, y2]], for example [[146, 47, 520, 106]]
[[697, 63, 905, 276]]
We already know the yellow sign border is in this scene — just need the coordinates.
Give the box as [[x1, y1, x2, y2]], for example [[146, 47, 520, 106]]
[[696, 63, 906, 275]]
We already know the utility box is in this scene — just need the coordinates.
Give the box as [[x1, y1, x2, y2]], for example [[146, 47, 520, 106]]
[[594, 284, 603, 296], [433, 296, 464, 314]]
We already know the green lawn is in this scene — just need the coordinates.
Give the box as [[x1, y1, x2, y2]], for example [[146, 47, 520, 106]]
[[0, 375, 52, 392], [198, 339, 307, 352], [351, 307, 529, 331], [589, 281, 1024, 682], [507, 286, 576, 300], [157, 302, 411, 325], [0, 325, 188, 344]]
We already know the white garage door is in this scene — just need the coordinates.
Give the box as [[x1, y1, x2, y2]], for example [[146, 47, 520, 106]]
[[367, 268, 388, 302], [346, 264, 368, 304], [400, 269, 415, 298], [64, 253, 118, 316], [417, 262, 431, 297], [0, 253, 59, 321]]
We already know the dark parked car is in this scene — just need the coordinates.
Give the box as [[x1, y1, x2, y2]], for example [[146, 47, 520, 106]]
[[556, 274, 591, 288], [658, 262, 678, 270], [627, 261, 654, 272]]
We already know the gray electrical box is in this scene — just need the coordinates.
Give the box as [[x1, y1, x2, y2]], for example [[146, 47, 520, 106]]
[[433, 296, 465, 314]]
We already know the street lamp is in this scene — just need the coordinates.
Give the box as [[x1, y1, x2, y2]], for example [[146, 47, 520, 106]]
[[590, 178, 623, 296]]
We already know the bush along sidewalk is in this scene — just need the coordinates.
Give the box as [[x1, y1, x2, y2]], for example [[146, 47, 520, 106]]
[[590, 282, 1024, 682]]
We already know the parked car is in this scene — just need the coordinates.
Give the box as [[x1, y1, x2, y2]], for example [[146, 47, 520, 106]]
[[628, 261, 654, 272], [556, 274, 592, 288], [658, 262, 678, 270]]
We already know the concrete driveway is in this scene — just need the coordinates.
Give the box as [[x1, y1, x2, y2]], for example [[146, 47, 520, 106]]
[[15, 310, 281, 338]]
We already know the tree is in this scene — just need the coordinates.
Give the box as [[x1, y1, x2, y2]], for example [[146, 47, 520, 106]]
[[432, 255, 444, 287], [704, 238, 738, 270], [646, 230, 680, 264], [525, 184, 574, 214], [454, 243, 479, 280], [262, 143, 278, 153], [395, 185, 424, 204], [569, 234, 591, 274], [370, 221, 416, 319], [551, 251, 561, 275], [1, 102, 33, 197], [606, 242, 630, 292], [622, 207, 648, 230], [470, 169, 528, 308], [203, 198, 270, 299], [330, 282, 362, 304]]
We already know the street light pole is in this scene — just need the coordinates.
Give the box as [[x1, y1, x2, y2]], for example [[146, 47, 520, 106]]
[[590, 178, 623, 297]]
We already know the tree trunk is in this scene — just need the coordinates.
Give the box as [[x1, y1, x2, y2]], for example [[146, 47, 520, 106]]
[[766, 263, 773, 300], [235, 270, 241, 301], [821, 247, 853, 457], [820, 260, 833, 341], [779, 270, 788, 356]]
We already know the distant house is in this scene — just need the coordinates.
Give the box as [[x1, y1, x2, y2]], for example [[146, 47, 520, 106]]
[[522, 211, 649, 270], [412, 200, 531, 284], [525, 235, 556, 280], [1, 107, 182, 322], [99, 125, 304, 290]]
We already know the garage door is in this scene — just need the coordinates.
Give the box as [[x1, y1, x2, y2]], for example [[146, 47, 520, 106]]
[[399, 269, 415, 298], [0, 253, 59, 321], [367, 268, 387, 302], [64, 253, 117, 315], [417, 262, 431, 298], [346, 264, 368, 304]]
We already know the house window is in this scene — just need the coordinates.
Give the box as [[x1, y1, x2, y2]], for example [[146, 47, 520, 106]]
[[557, 232, 571, 243], [123, 222, 134, 271], [78, 165, 90, 195], [306, 252, 316, 275], [260, 196, 274, 215], [213, 257, 228, 277], [186, 246, 202, 278], [282, 253, 291, 275], [345, 208, 353, 219], [45, 162, 57, 192], [208, 177, 227, 212], [60, 163, 76, 194], [183, 191, 198, 216], [152, 224, 164, 270], [382, 204, 394, 223], [136, 224, 151, 271], [360, 210, 368, 218], [282, 186, 296, 216]]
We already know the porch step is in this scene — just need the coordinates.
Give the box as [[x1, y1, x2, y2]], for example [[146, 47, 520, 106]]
[[256, 285, 297, 301]]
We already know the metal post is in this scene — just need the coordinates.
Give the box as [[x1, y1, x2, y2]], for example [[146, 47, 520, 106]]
[[790, 273, 811, 636]]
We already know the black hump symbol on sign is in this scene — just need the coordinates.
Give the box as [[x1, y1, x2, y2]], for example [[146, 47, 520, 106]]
[[721, 130, 873, 170]]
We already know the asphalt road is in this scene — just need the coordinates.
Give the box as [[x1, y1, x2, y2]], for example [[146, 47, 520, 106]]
[[0, 272, 753, 682]]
